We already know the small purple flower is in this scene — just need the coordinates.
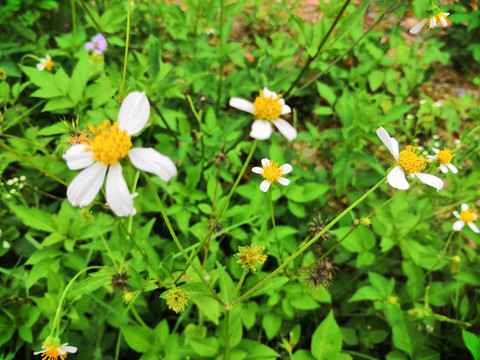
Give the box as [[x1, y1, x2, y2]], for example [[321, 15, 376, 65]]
[[85, 33, 107, 55]]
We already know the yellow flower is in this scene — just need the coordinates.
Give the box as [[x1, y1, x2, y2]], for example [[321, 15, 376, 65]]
[[166, 288, 189, 313], [235, 244, 267, 272], [34, 336, 77, 360]]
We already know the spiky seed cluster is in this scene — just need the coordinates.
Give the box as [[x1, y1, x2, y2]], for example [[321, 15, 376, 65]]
[[308, 215, 331, 240], [166, 288, 190, 313], [303, 260, 338, 289], [110, 270, 131, 293], [235, 244, 268, 272]]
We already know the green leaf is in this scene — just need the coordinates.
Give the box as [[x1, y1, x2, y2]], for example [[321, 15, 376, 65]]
[[9, 204, 55, 232], [311, 311, 342, 360], [66, 271, 111, 298], [249, 277, 289, 298], [191, 295, 220, 325], [217, 262, 235, 302], [42, 96, 75, 112], [463, 330, 480, 360], [368, 70, 384, 92], [349, 286, 383, 302], [335, 0, 371, 42], [69, 55, 93, 105], [316, 82, 336, 104], [262, 313, 282, 340], [121, 326, 154, 353], [190, 337, 220, 357], [238, 339, 280, 359]]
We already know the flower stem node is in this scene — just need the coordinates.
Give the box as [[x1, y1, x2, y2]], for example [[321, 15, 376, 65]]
[[166, 288, 190, 313], [235, 244, 267, 272], [34, 336, 77, 360]]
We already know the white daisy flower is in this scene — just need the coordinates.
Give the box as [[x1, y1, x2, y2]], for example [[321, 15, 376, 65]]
[[229, 87, 297, 141], [252, 158, 292, 192], [427, 147, 458, 174], [376, 127, 443, 191], [453, 203, 479, 233], [63, 91, 177, 217], [409, 12, 449, 34], [36, 54, 54, 71], [34, 337, 77, 359]]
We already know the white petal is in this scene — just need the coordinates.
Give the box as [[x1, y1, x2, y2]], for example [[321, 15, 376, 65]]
[[446, 163, 458, 174], [229, 98, 254, 113], [453, 211, 460, 219], [415, 173, 444, 191], [128, 147, 177, 182], [105, 163, 135, 217], [63, 144, 94, 170], [261, 158, 270, 167], [67, 162, 107, 207], [118, 91, 150, 136], [263, 87, 274, 98], [46, 54, 51, 60], [467, 222, 480, 233], [439, 164, 448, 173], [36, 62, 45, 71], [453, 220, 465, 231], [260, 180, 271, 192], [64, 346, 77, 353], [33, 350, 47, 355], [387, 166, 409, 190], [409, 19, 427, 34], [440, 15, 448, 27], [432, 148, 440, 154], [252, 167, 264, 174], [430, 17, 436, 28], [272, 118, 297, 141], [461, 203, 469, 211], [278, 177, 290, 186], [427, 155, 435, 161], [376, 127, 399, 160], [250, 120, 272, 140], [281, 104, 291, 115], [58, 348, 67, 355], [279, 163, 292, 175]]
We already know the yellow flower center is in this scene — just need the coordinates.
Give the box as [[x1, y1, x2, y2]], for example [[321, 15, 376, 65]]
[[398, 145, 428, 175], [436, 147, 455, 164], [45, 59, 54, 71], [87, 120, 132, 166], [460, 208, 478, 223], [40, 347, 67, 360], [253, 90, 282, 121], [262, 160, 283, 183], [428, 12, 447, 29]]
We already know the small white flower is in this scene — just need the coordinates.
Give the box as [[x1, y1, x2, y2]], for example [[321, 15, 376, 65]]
[[427, 147, 458, 174], [376, 127, 443, 191], [63, 91, 177, 217], [252, 158, 292, 192], [229, 87, 297, 141], [34, 342, 77, 358], [36, 54, 54, 71], [409, 12, 449, 34], [452, 204, 479, 233]]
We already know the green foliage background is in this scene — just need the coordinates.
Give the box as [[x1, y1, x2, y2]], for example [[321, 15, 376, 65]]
[[0, 0, 479, 359]]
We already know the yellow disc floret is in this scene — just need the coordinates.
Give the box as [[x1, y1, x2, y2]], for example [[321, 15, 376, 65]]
[[166, 288, 190, 313], [45, 59, 55, 71], [253, 90, 283, 121], [398, 145, 428, 175], [262, 160, 283, 183], [39, 347, 67, 360], [235, 244, 268, 272], [428, 12, 448, 30], [88, 120, 132, 166], [460, 208, 478, 223], [436, 147, 455, 164]]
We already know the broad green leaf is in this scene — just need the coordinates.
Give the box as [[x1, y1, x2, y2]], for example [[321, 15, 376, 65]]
[[335, 0, 371, 42], [462, 330, 480, 360], [249, 277, 289, 298], [237, 339, 280, 359], [368, 70, 384, 92], [121, 326, 154, 353], [69, 55, 93, 105], [9, 204, 55, 232], [66, 271, 111, 298], [349, 286, 383, 302], [262, 313, 282, 340], [311, 311, 342, 360], [190, 337, 220, 357]]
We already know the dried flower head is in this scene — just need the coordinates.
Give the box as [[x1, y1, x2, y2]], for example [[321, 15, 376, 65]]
[[166, 288, 190, 313], [308, 215, 331, 240], [235, 244, 268, 272], [110, 270, 130, 292], [303, 259, 338, 289]]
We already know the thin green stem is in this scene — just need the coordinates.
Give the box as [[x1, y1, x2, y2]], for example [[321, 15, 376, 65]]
[[0, 140, 67, 186], [289, 4, 399, 99], [114, 330, 122, 360], [268, 190, 282, 262], [93, 219, 120, 273], [284, 0, 352, 98], [215, 0, 225, 114], [71, 0, 77, 55], [143, 172, 225, 306], [230, 268, 248, 303], [231, 176, 387, 307], [128, 171, 140, 233], [53, 266, 104, 337], [120, 0, 131, 98], [174, 139, 258, 283], [130, 305, 149, 328], [224, 309, 230, 360]]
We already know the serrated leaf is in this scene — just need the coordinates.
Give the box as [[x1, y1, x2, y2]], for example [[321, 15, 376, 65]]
[[311, 311, 342, 360], [9, 204, 55, 232]]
